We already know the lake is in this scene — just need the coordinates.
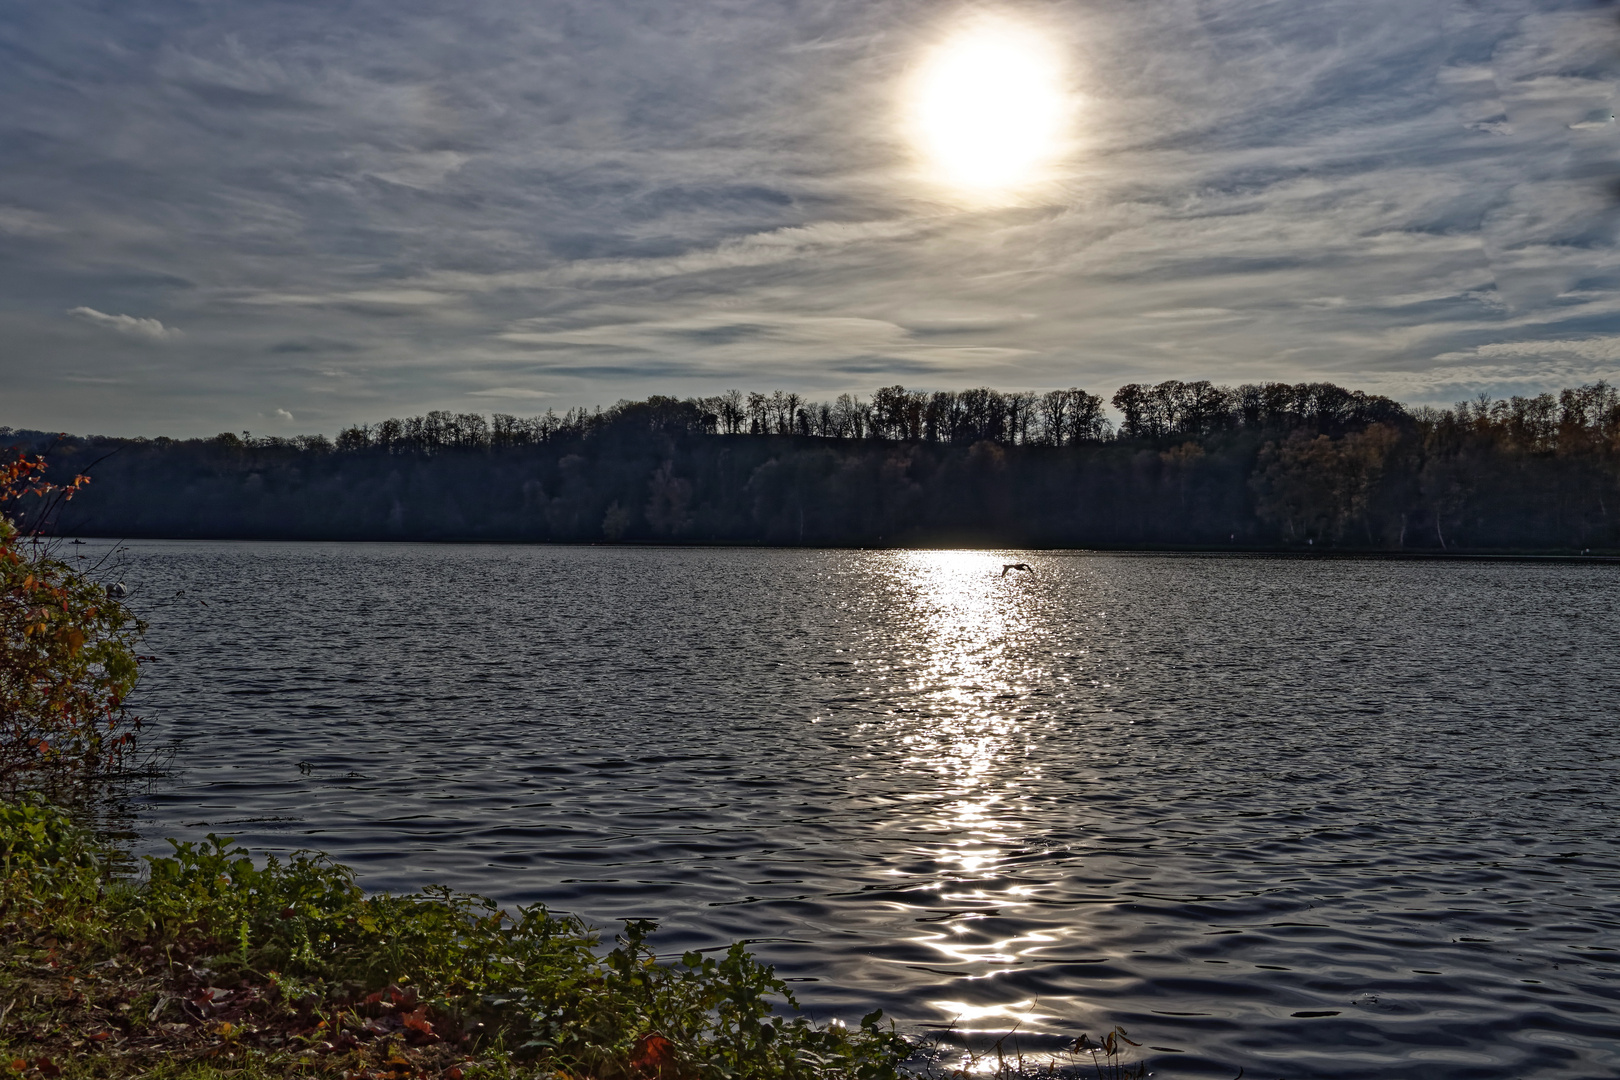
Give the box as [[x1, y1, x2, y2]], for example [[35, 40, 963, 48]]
[[96, 541, 1620, 1079]]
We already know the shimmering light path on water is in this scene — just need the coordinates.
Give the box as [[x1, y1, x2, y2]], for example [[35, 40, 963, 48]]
[[101, 543, 1620, 1079]]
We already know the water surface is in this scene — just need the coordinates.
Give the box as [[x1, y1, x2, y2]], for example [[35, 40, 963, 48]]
[[101, 542, 1620, 1079]]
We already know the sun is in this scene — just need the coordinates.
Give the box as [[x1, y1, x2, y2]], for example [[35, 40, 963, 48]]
[[906, 16, 1071, 198]]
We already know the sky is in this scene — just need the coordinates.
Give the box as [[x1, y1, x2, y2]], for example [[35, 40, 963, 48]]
[[2, 0, 1619, 437]]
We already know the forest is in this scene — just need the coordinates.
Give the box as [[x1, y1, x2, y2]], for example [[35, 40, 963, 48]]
[[4, 379, 1618, 552]]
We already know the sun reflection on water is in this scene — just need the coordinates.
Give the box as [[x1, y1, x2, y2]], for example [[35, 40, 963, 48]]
[[869, 552, 1090, 1041]]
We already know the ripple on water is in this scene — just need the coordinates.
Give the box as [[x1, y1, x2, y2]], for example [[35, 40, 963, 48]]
[[96, 542, 1620, 1079]]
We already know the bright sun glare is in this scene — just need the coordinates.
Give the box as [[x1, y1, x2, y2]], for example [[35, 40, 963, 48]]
[[907, 17, 1070, 196]]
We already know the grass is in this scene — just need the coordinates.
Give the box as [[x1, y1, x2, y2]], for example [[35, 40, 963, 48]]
[[0, 796, 911, 1079]]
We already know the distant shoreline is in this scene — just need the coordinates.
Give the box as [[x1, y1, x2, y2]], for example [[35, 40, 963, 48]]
[[9, 379, 1619, 554], [45, 533, 1620, 561]]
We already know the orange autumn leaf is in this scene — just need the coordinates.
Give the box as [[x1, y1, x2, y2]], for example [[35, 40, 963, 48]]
[[630, 1032, 681, 1079]]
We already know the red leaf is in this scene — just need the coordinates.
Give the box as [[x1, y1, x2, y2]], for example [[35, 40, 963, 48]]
[[630, 1032, 680, 1079]]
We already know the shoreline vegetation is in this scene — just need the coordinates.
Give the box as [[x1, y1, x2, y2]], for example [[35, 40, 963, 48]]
[[0, 449, 1150, 1080], [0, 798, 917, 1080], [0, 801, 1149, 1080], [3, 378, 1618, 553]]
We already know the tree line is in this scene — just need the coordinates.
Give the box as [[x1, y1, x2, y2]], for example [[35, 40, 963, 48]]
[[258, 379, 1398, 454], [4, 379, 1617, 551]]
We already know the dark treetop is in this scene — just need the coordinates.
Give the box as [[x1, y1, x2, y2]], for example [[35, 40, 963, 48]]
[[6, 379, 1619, 552]]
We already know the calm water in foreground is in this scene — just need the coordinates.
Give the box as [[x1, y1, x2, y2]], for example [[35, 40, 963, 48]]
[[97, 542, 1618, 1079]]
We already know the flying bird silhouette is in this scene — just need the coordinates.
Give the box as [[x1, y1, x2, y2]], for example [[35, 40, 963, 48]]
[[1001, 562, 1032, 576]]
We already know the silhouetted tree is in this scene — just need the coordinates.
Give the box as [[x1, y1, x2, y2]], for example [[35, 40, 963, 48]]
[[6, 380, 1616, 551]]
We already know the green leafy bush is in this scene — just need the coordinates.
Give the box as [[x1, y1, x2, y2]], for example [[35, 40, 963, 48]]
[[0, 794, 107, 939], [0, 808, 911, 1080], [0, 792, 103, 871]]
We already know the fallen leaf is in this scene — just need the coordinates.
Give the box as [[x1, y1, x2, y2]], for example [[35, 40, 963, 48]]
[[402, 1007, 434, 1036]]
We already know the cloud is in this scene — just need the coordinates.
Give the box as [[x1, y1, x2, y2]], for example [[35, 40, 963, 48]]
[[232, 289, 455, 308], [466, 387, 552, 399], [273, 408, 295, 421], [67, 307, 179, 340], [268, 338, 364, 354], [1340, 336, 1620, 401], [3, 0, 1619, 434], [367, 151, 471, 190], [408, 218, 928, 297], [528, 220, 927, 286], [0, 207, 62, 236], [1447, 337, 1620, 364]]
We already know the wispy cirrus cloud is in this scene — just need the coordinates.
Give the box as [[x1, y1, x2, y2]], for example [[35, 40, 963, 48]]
[[0, 207, 62, 236], [466, 387, 553, 399], [67, 307, 180, 340]]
